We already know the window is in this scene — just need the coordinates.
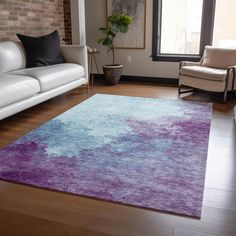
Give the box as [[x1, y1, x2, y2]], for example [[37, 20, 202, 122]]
[[152, 0, 215, 61], [212, 0, 236, 48]]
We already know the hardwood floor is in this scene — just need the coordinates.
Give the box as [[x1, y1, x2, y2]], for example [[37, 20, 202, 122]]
[[0, 81, 235, 236]]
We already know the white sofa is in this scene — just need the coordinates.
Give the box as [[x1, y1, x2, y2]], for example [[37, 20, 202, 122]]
[[0, 41, 88, 120]]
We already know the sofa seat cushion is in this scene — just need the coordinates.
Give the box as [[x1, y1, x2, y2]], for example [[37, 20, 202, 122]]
[[0, 74, 40, 108], [180, 65, 227, 81], [10, 63, 84, 92]]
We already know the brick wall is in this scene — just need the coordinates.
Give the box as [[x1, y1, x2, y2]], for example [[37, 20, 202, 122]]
[[64, 0, 72, 44], [0, 0, 72, 44]]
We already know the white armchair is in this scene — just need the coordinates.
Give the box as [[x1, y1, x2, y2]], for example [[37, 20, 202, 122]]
[[179, 46, 236, 103]]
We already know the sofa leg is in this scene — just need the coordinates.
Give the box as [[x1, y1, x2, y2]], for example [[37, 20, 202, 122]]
[[86, 83, 89, 97]]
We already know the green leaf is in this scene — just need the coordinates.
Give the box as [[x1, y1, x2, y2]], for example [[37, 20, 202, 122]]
[[110, 25, 119, 33], [108, 14, 120, 23], [97, 38, 105, 44], [103, 37, 113, 48], [99, 27, 108, 31], [122, 15, 132, 25], [119, 25, 128, 33], [107, 29, 116, 37]]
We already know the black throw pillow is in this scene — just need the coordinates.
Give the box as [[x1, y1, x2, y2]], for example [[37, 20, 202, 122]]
[[17, 30, 66, 68]]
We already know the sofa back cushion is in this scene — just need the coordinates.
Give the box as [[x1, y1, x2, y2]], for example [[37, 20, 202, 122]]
[[202, 46, 236, 69], [17, 31, 66, 68], [0, 41, 26, 75]]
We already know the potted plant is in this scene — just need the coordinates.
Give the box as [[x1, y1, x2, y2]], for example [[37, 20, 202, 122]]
[[97, 14, 132, 85]]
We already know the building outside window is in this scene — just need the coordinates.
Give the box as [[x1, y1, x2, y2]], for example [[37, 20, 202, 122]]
[[152, 0, 236, 62], [160, 0, 203, 55], [212, 0, 236, 47]]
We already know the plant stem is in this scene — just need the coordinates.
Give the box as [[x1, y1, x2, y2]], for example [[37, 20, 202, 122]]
[[112, 47, 115, 65], [112, 36, 115, 65]]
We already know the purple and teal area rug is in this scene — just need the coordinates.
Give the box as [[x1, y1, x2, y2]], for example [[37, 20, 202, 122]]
[[0, 94, 212, 218]]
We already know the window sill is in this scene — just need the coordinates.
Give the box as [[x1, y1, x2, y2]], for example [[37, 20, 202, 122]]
[[152, 55, 201, 62]]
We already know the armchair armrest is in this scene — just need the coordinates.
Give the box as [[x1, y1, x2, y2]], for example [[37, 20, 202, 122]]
[[180, 61, 201, 69], [226, 65, 236, 76], [60, 45, 88, 82], [226, 65, 236, 92]]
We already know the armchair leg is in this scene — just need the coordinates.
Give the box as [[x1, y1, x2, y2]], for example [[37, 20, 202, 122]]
[[223, 71, 231, 103], [223, 89, 228, 103], [178, 85, 195, 97], [178, 85, 181, 97]]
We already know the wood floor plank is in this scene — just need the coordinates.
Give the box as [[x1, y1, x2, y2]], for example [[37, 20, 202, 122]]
[[173, 228, 217, 236], [0, 82, 235, 236], [203, 188, 236, 211], [0, 208, 110, 236]]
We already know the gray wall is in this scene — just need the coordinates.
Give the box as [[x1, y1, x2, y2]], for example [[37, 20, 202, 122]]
[[85, 0, 179, 79]]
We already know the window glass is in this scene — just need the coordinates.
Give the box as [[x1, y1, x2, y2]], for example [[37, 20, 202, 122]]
[[160, 0, 203, 55]]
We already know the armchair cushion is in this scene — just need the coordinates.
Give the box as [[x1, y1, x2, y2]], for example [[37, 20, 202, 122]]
[[202, 46, 236, 69], [180, 66, 227, 81], [180, 61, 201, 67]]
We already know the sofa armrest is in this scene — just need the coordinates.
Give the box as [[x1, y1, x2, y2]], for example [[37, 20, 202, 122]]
[[60, 45, 88, 82], [180, 61, 201, 69], [227, 65, 236, 70]]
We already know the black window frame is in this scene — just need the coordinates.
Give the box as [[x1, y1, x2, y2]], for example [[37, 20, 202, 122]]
[[152, 0, 216, 62]]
